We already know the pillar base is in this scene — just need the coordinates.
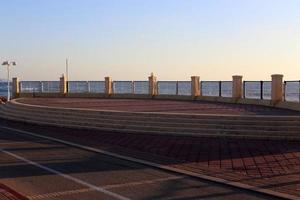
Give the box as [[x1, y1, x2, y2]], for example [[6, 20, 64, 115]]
[[232, 75, 243, 99], [271, 74, 283, 103]]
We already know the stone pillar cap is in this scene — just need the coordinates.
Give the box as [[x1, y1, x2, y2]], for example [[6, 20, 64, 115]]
[[232, 75, 243, 78], [149, 73, 156, 78], [271, 74, 283, 77]]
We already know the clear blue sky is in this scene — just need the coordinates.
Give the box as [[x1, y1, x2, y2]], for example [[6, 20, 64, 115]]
[[0, 0, 299, 81]]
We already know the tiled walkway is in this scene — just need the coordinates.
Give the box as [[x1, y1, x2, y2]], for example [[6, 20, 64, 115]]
[[0, 183, 28, 200], [12, 123, 300, 197]]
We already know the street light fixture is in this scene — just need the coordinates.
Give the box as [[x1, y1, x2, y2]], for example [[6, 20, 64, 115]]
[[2, 61, 16, 101]]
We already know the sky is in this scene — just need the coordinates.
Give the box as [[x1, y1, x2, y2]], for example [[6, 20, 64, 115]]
[[0, 0, 299, 81]]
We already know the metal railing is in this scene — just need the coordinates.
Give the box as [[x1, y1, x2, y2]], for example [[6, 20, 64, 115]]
[[177, 81, 191, 96], [16, 80, 300, 103], [113, 81, 133, 94], [243, 81, 271, 100], [88, 81, 105, 93], [284, 81, 300, 102], [133, 81, 149, 94], [41, 81, 60, 93], [68, 81, 89, 93], [67, 81, 105, 93], [20, 81, 42, 93], [220, 81, 233, 97], [200, 81, 232, 97], [156, 81, 192, 96], [20, 81, 60, 93], [0, 82, 11, 97], [157, 81, 177, 95]]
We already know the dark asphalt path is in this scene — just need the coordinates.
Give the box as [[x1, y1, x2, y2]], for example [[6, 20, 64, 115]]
[[0, 125, 282, 200]]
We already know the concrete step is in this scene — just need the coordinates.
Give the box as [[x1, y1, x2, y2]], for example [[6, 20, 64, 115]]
[[2, 108, 300, 139], [5, 102, 300, 129], [9, 101, 300, 121], [1, 105, 300, 138], [6, 102, 300, 126], [2, 105, 300, 132]]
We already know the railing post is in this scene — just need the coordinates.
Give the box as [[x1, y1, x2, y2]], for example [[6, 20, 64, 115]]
[[299, 80, 300, 103], [271, 74, 283, 103], [232, 75, 243, 99], [19, 82, 22, 93], [260, 81, 263, 100], [148, 73, 157, 96], [283, 81, 286, 102], [219, 81, 222, 97], [200, 81, 203, 96], [191, 76, 200, 97], [45, 81, 49, 92], [41, 81, 44, 93], [59, 74, 67, 95], [105, 77, 113, 96], [132, 81, 135, 94], [66, 80, 68, 93], [243, 81, 246, 98], [87, 81, 90, 93], [12, 77, 20, 99], [176, 81, 179, 95]]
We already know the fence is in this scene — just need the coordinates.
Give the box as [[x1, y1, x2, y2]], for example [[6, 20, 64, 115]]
[[243, 81, 271, 100], [20, 81, 60, 93], [133, 81, 149, 94], [0, 82, 11, 97], [201, 81, 233, 97], [284, 81, 300, 102], [13, 79, 300, 103], [68, 81, 105, 93]]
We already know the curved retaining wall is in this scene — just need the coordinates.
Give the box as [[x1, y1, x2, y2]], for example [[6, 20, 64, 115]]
[[1, 99, 300, 140]]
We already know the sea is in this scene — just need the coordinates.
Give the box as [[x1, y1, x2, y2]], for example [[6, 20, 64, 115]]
[[0, 82, 10, 97], [4, 80, 300, 102]]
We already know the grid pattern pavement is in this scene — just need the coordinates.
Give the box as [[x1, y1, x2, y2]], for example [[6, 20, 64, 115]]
[[0, 126, 280, 200], [0, 183, 29, 200], [10, 122, 300, 198]]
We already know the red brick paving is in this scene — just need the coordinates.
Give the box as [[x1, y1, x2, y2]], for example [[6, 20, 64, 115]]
[[0, 183, 29, 200], [17, 98, 300, 115], [8, 121, 300, 197]]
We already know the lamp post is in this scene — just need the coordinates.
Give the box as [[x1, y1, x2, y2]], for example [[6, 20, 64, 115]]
[[2, 61, 16, 101]]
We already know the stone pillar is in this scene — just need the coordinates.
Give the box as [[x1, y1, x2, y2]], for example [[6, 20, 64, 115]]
[[232, 75, 243, 99], [191, 76, 200, 97], [60, 74, 67, 95], [105, 77, 113, 95], [271, 74, 283, 103], [12, 77, 19, 99], [148, 73, 157, 96]]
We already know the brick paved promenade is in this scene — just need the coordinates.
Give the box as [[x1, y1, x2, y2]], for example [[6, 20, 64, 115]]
[[7, 98, 300, 197], [0, 183, 28, 200], [8, 122, 299, 197]]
